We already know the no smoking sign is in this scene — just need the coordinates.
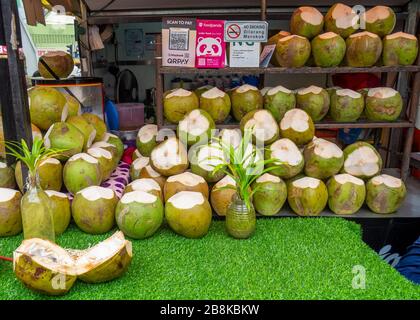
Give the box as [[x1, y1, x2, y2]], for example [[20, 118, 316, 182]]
[[224, 21, 268, 42]]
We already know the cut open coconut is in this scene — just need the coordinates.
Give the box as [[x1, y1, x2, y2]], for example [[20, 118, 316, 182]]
[[164, 171, 209, 202], [136, 124, 158, 157], [177, 109, 215, 146], [342, 142, 382, 179], [265, 138, 304, 179], [190, 142, 226, 182], [163, 88, 199, 124], [365, 87, 403, 121], [280, 109, 315, 145], [63, 153, 102, 194], [325, 3, 359, 38], [210, 175, 237, 216], [240, 109, 279, 145], [130, 155, 150, 181], [0, 188, 22, 237], [231, 84, 263, 121], [296, 86, 330, 121], [200, 87, 231, 123], [366, 174, 406, 214], [263, 85, 295, 122], [150, 137, 189, 176], [290, 6, 324, 39], [87, 147, 114, 181], [364, 6, 396, 37], [383, 32, 419, 66], [125, 178, 162, 200], [218, 128, 242, 149], [252, 173, 287, 216]]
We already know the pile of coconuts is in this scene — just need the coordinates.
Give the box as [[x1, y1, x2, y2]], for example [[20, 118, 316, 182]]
[[265, 4, 418, 68]]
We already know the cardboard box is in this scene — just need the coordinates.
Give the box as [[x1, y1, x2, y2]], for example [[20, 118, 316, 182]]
[[162, 17, 196, 67], [229, 42, 260, 67], [195, 20, 226, 68]]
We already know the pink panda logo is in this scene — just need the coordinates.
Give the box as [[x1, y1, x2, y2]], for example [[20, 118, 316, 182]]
[[196, 37, 222, 57]]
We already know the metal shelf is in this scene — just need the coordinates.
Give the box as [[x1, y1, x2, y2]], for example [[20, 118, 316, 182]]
[[159, 65, 420, 75]]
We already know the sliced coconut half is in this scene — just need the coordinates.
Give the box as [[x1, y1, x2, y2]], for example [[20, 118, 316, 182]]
[[293, 177, 320, 189], [344, 146, 380, 177], [334, 173, 364, 186], [280, 109, 310, 133], [167, 191, 205, 209], [367, 87, 398, 99], [371, 174, 402, 188]]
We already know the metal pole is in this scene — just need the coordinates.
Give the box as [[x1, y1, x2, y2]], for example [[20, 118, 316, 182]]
[[0, 0, 32, 167], [260, 0, 267, 21], [155, 34, 163, 128]]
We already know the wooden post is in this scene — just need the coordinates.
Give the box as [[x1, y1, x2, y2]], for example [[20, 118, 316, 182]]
[[155, 34, 163, 128], [0, 0, 32, 169]]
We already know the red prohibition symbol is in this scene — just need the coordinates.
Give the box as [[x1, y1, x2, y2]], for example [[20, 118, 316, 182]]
[[227, 24, 241, 39]]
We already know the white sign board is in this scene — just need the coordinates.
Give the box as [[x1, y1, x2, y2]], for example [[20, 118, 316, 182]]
[[224, 21, 268, 42], [229, 42, 260, 67]]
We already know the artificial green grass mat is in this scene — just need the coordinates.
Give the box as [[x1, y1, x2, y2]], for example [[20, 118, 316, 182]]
[[0, 218, 419, 300]]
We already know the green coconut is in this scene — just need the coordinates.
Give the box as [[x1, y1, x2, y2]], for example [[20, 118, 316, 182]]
[[177, 109, 215, 147], [303, 137, 344, 179], [260, 87, 272, 97], [0, 188, 22, 237], [190, 142, 225, 183], [13, 238, 78, 295], [218, 128, 242, 150], [265, 138, 304, 179], [63, 93, 81, 117], [165, 191, 212, 238], [210, 175, 237, 216], [87, 147, 115, 181], [102, 133, 124, 160], [345, 32, 383, 67], [290, 6, 324, 39], [311, 32, 346, 67], [44, 122, 84, 160], [366, 174, 406, 214], [364, 6, 396, 37], [0, 161, 16, 189], [326, 173, 366, 215], [72, 186, 118, 234], [266, 31, 291, 66], [382, 32, 419, 66], [325, 3, 359, 38], [252, 173, 287, 216], [15, 158, 63, 192], [240, 109, 279, 145], [66, 115, 96, 151], [326, 86, 342, 99], [365, 87, 403, 121], [287, 176, 328, 216], [199, 87, 231, 123], [231, 84, 263, 121], [81, 113, 107, 142], [130, 155, 150, 181], [63, 153, 102, 194], [150, 137, 189, 176], [45, 190, 71, 235], [263, 85, 296, 122], [194, 85, 213, 98], [163, 88, 199, 124], [164, 171, 209, 202], [29, 87, 68, 130], [115, 190, 164, 239], [136, 124, 158, 157], [329, 89, 364, 122], [124, 178, 163, 201], [342, 142, 382, 179], [38, 51, 74, 79], [279, 109, 315, 146], [274, 35, 311, 67], [90, 141, 119, 166], [31, 124, 43, 142], [296, 86, 330, 121]]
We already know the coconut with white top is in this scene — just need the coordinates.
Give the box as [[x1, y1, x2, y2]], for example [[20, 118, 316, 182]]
[[325, 3, 359, 38], [366, 174, 406, 214], [194, 85, 213, 98], [311, 32, 346, 67], [130, 155, 150, 181], [240, 109, 279, 145], [364, 6, 396, 37], [190, 142, 225, 182], [274, 35, 311, 67], [329, 88, 364, 122], [345, 32, 383, 67], [163, 88, 199, 124], [342, 142, 383, 179], [164, 171, 209, 202], [265, 138, 304, 179], [382, 32, 418, 66], [87, 147, 115, 181], [63, 153, 102, 194], [102, 132, 124, 160], [115, 190, 164, 239], [125, 178, 162, 200], [290, 6, 324, 39], [199, 87, 232, 123], [303, 137, 344, 179], [165, 191, 212, 238], [326, 174, 366, 215], [0, 188, 22, 237], [365, 87, 403, 121], [177, 109, 215, 147], [66, 115, 96, 151], [252, 173, 287, 216], [45, 190, 71, 235], [210, 175, 237, 216], [287, 176, 328, 216], [150, 137, 189, 176], [263, 85, 296, 122], [72, 186, 118, 234], [44, 122, 84, 160], [279, 109, 315, 146], [0, 160, 16, 189], [136, 124, 158, 157], [139, 164, 167, 190], [16, 158, 63, 192], [296, 86, 330, 121], [231, 84, 263, 121], [218, 128, 242, 150]]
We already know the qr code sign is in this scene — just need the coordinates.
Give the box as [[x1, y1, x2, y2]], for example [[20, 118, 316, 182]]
[[169, 29, 189, 51]]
